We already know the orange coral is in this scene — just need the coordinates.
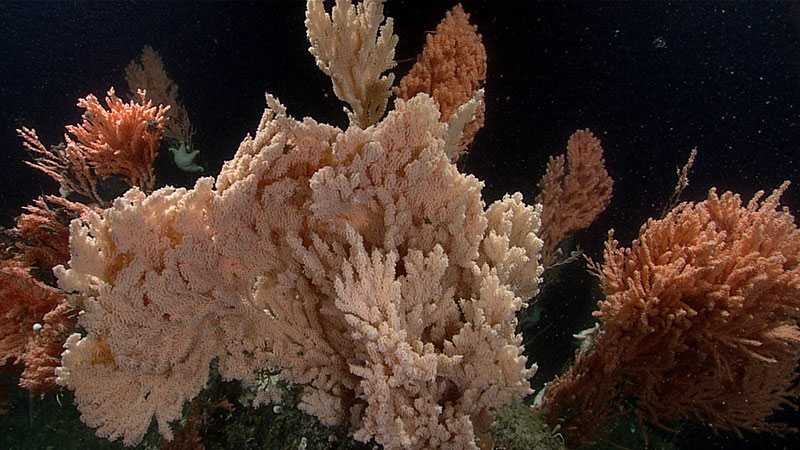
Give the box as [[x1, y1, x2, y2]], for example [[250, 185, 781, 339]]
[[395, 4, 486, 160], [20, 88, 169, 204], [20, 301, 76, 394], [14, 195, 90, 272], [537, 183, 800, 445], [68, 88, 168, 193], [0, 260, 64, 367], [536, 129, 613, 266], [0, 196, 87, 393]]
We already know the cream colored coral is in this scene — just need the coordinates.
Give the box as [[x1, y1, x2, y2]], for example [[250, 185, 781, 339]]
[[55, 181, 274, 444], [55, 2, 542, 448], [305, 0, 397, 128], [56, 91, 542, 448]]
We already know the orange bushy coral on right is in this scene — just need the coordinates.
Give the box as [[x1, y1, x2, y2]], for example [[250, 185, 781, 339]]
[[537, 182, 800, 445]]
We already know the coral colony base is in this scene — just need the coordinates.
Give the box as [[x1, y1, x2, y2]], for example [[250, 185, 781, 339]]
[[1, 1, 799, 449]]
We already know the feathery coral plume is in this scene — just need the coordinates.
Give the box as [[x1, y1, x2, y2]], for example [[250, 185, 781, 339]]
[[125, 46, 194, 145], [536, 129, 613, 267]]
